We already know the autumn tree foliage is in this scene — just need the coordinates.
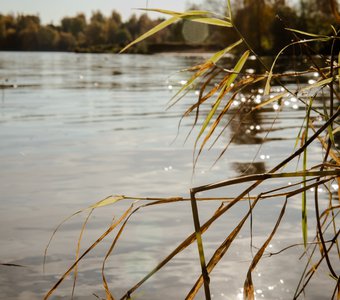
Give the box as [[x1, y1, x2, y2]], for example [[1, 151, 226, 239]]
[[0, 1, 337, 53]]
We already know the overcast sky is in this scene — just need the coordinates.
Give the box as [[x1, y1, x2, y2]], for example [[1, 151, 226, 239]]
[[0, 1, 204, 24]]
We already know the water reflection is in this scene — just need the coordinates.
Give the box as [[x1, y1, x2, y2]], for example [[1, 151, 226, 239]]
[[0, 52, 336, 300], [233, 162, 266, 176], [229, 104, 264, 145]]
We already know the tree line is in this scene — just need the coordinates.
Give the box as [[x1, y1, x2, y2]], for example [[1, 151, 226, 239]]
[[0, 0, 337, 54]]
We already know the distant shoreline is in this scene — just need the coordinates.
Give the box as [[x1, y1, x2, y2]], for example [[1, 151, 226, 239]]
[[72, 43, 222, 54]]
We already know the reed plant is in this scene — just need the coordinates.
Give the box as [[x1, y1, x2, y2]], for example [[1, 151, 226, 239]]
[[44, 1, 339, 299]]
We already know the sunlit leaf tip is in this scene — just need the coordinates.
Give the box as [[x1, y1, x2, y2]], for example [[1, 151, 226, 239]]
[[90, 195, 125, 209], [120, 16, 179, 53]]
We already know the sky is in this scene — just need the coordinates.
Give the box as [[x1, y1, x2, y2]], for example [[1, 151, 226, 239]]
[[0, 0, 203, 24]]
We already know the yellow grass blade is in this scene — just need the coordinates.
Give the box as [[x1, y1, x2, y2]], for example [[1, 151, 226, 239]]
[[44, 195, 125, 273], [71, 209, 94, 299], [197, 93, 237, 157], [168, 67, 209, 107], [187, 41, 242, 85], [264, 37, 332, 96], [89, 195, 125, 209], [227, 0, 232, 19], [285, 28, 328, 38], [252, 92, 287, 110], [197, 50, 250, 141], [244, 198, 288, 300], [183, 16, 232, 27], [332, 126, 340, 135], [140, 8, 232, 23], [120, 16, 179, 53], [264, 71, 272, 96], [139, 8, 210, 16], [169, 40, 242, 107], [44, 204, 135, 300], [299, 77, 333, 93], [120, 9, 233, 53], [208, 39, 242, 63]]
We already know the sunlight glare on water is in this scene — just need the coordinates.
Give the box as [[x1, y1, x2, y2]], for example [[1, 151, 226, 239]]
[[0, 52, 337, 300]]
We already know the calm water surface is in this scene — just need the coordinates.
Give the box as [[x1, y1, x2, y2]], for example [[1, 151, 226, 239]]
[[0, 52, 337, 299]]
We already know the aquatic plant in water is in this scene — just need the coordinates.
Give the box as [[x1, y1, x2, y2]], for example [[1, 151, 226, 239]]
[[44, 1, 340, 299]]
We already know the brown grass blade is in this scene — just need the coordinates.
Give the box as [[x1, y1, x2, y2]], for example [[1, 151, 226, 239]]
[[243, 197, 287, 299], [196, 50, 249, 142], [101, 202, 156, 300], [185, 176, 330, 298], [182, 76, 226, 117], [121, 162, 339, 298], [193, 92, 238, 166], [186, 194, 263, 299], [189, 192, 211, 300], [71, 209, 94, 299], [122, 110, 340, 299], [120, 16, 179, 53], [44, 195, 125, 273], [294, 230, 340, 298], [120, 204, 227, 300], [44, 204, 134, 300]]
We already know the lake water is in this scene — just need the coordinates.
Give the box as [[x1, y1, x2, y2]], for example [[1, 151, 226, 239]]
[[0, 52, 338, 299]]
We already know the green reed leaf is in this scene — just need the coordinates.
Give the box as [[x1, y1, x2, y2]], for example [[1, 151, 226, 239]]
[[299, 77, 333, 93], [120, 10, 233, 53], [138, 8, 210, 16], [264, 38, 331, 96], [227, 0, 232, 19], [197, 50, 249, 141], [285, 28, 328, 38], [183, 15, 232, 27], [90, 195, 125, 208], [302, 98, 313, 248], [252, 92, 287, 110], [209, 39, 242, 63], [120, 16, 179, 53], [139, 8, 232, 26], [322, 99, 336, 146], [169, 40, 242, 108]]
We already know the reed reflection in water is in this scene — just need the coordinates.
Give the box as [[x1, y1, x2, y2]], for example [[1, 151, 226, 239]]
[[0, 52, 336, 299]]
